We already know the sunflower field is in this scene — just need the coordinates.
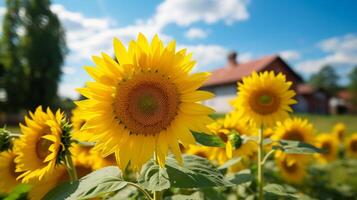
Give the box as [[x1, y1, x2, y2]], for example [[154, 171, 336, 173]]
[[1, 34, 357, 200]]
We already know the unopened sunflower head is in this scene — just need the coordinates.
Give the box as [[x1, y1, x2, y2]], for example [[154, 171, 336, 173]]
[[15, 106, 72, 183], [208, 113, 257, 160], [76, 33, 215, 171], [232, 71, 297, 126], [0, 127, 12, 152]]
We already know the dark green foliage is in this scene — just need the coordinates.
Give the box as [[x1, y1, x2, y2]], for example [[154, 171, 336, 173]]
[[0, 128, 12, 152], [0, 0, 67, 112], [309, 65, 339, 95], [21, 0, 67, 109], [0, 0, 28, 112], [191, 131, 225, 147], [348, 66, 357, 105]]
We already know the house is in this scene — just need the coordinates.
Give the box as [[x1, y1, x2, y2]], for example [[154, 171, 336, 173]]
[[201, 52, 329, 114]]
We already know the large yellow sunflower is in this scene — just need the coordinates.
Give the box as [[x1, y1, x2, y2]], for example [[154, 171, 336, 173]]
[[345, 133, 357, 159], [0, 149, 21, 193], [272, 117, 315, 162], [231, 71, 296, 126], [15, 106, 64, 183], [314, 133, 338, 163], [71, 107, 91, 142], [76, 34, 214, 171], [276, 154, 305, 184], [332, 122, 346, 142]]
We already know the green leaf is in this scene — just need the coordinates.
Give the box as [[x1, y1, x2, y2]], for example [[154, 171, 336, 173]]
[[137, 161, 170, 191], [168, 192, 202, 200], [273, 140, 324, 154], [4, 184, 31, 200], [138, 155, 233, 191], [44, 166, 128, 200], [264, 184, 298, 199], [192, 131, 225, 147], [227, 169, 254, 185], [43, 181, 79, 200], [217, 157, 242, 170]]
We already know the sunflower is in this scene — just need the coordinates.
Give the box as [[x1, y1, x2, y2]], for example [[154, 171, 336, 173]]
[[0, 149, 21, 193], [209, 113, 257, 159], [76, 34, 214, 171], [272, 117, 315, 162], [315, 134, 338, 163], [345, 133, 357, 159], [332, 122, 346, 142], [15, 106, 64, 183], [71, 107, 91, 142], [231, 71, 296, 126], [276, 154, 305, 184]]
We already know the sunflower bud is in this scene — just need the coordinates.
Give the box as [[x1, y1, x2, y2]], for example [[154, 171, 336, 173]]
[[0, 128, 12, 152], [228, 130, 242, 150]]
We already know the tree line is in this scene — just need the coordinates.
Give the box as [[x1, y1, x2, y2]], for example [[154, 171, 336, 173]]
[[309, 65, 357, 105], [0, 0, 67, 113]]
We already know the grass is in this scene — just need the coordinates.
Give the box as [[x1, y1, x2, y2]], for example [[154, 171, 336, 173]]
[[294, 114, 357, 134], [211, 113, 357, 134]]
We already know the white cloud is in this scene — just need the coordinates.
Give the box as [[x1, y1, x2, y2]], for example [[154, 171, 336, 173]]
[[154, 0, 249, 27], [50, 1, 251, 98], [185, 28, 208, 39], [296, 34, 357, 73], [279, 50, 301, 61], [59, 83, 80, 99], [62, 66, 76, 75], [237, 52, 253, 62], [180, 44, 228, 70]]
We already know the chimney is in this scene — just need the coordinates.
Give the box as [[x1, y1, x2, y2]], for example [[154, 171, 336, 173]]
[[227, 51, 238, 67]]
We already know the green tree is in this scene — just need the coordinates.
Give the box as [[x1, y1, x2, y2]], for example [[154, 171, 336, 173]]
[[21, 0, 67, 109], [309, 65, 339, 95], [348, 66, 357, 105], [0, 0, 28, 112]]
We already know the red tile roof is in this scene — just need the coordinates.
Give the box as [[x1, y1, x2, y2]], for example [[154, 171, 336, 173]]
[[204, 55, 279, 87]]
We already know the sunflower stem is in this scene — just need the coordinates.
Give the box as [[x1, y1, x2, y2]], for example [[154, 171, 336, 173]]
[[64, 153, 78, 182], [127, 182, 153, 200], [257, 125, 264, 200], [153, 155, 163, 200], [262, 149, 276, 165]]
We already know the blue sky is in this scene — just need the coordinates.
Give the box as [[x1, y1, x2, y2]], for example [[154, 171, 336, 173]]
[[0, 0, 356, 98]]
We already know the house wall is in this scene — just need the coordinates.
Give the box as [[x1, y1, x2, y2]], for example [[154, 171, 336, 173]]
[[202, 84, 236, 113]]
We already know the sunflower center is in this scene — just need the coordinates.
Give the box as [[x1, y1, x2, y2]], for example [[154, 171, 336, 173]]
[[114, 73, 179, 135], [282, 159, 298, 173], [321, 142, 332, 154], [282, 131, 304, 141], [350, 140, 357, 152], [249, 90, 280, 115], [36, 137, 52, 160]]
